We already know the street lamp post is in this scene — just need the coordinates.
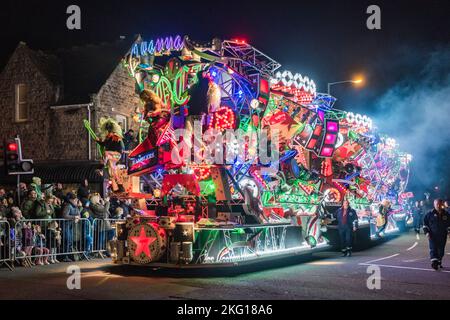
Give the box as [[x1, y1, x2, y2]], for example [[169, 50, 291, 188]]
[[327, 79, 363, 95]]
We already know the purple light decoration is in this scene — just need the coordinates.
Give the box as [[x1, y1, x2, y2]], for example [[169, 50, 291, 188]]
[[326, 121, 338, 132], [318, 110, 325, 123]]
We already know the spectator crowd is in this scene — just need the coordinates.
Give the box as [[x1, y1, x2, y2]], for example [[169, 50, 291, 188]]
[[0, 178, 132, 267]]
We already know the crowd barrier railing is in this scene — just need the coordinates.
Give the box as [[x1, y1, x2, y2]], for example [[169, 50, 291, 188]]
[[92, 218, 125, 258], [0, 220, 14, 271]]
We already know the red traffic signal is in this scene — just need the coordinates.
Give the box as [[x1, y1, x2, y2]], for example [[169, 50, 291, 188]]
[[7, 143, 18, 152], [3, 138, 34, 175]]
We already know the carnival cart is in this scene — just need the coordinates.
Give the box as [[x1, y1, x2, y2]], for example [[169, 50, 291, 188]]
[[93, 35, 412, 267]]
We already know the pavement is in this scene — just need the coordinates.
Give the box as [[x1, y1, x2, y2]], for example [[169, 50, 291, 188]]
[[0, 230, 449, 300]]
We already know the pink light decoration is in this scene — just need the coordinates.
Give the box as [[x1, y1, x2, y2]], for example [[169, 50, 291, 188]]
[[320, 147, 334, 157], [325, 133, 337, 144]]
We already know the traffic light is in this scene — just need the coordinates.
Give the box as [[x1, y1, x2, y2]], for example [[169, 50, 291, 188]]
[[3, 138, 34, 175]]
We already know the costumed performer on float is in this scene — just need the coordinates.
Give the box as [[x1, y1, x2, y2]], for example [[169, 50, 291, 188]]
[[96, 118, 125, 193]]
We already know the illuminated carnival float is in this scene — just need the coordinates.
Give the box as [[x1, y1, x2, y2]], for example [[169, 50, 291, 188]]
[[100, 35, 412, 267]]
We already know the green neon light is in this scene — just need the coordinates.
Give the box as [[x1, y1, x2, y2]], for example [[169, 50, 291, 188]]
[[200, 179, 216, 196]]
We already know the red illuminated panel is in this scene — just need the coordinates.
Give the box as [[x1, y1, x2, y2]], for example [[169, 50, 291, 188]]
[[259, 78, 269, 96], [313, 125, 323, 136], [306, 138, 317, 149]]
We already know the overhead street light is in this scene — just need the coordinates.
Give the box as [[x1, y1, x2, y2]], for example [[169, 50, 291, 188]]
[[327, 77, 364, 95]]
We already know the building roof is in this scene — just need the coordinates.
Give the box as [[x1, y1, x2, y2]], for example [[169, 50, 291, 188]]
[[8, 38, 134, 106], [0, 161, 105, 185], [27, 47, 63, 86], [53, 39, 133, 105]]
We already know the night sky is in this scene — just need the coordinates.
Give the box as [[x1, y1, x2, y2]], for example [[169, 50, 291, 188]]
[[1, 0, 449, 197]]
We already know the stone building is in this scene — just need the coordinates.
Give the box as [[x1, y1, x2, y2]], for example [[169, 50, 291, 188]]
[[0, 39, 140, 188]]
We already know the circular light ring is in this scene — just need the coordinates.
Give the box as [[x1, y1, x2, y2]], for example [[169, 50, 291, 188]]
[[346, 112, 355, 123], [355, 113, 363, 125], [345, 112, 372, 128], [272, 70, 316, 95], [250, 99, 260, 110]]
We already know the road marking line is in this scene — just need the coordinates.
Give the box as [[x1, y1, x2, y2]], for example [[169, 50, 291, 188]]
[[359, 263, 450, 273], [407, 242, 418, 251], [363, 253, 399, 264]]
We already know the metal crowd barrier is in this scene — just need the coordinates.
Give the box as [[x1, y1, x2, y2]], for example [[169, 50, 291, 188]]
[[12, 218, 92, 267], [92, 218, 125, 258], [0, 221, 13, 271], [0, 218, 125, 270]]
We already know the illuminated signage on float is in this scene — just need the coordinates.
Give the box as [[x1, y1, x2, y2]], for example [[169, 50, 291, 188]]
[[128, 149, 159, 175], [131, 35, 184, 58]]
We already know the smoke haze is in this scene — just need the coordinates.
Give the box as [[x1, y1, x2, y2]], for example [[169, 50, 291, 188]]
[[372, 45, 450, 194]]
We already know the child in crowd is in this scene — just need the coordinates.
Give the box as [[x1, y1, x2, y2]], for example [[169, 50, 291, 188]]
[[46, 220, 61, 263], [33, 224, 50, 265], [22, 222, 35, 265], [9, 207, 28, 266]]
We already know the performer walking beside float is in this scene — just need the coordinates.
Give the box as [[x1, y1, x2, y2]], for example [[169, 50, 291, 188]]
[[376, 199, 392, 237], [335, 199, 358, 257]]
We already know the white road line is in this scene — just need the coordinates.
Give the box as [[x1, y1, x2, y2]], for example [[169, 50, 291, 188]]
[[407, 242, 418, 251], [359, 263, 450, 273], [363, 253, 400, 264]]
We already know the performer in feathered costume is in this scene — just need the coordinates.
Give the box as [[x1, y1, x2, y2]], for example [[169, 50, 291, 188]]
[[139, 89, 171, 147], [96, 117, 125, 193]]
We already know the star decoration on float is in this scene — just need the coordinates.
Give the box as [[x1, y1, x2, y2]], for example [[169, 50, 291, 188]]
[[130, 226, 157, 259]]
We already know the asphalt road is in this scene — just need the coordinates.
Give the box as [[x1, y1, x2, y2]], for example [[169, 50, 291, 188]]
[[1, 230, 449, 300]]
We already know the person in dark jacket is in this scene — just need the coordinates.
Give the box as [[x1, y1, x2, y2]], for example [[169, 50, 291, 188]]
[[335, 199, 358, 257], [89, 193, 111, 256], [53, 183, 65, 200], [61, 192, 81, 262], [123, 129, 136, 150], [412, 200, 424, 239], [423, 199, 450, 270], [77, 179, 90, 203], [21, 190, 37, 219]]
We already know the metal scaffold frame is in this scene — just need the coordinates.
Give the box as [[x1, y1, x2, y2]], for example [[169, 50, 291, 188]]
[[221, 40, 281, 78]]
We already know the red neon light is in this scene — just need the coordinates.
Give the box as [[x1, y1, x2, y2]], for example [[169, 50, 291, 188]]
[[208, 106, 236, 131]]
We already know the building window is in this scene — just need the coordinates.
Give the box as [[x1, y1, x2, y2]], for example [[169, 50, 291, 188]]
[[116, 114, 128, 132], [15, 84, 28, 122]]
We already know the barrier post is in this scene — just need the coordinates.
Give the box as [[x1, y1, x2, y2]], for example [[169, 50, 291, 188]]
[[0, 221, 14, 271]]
